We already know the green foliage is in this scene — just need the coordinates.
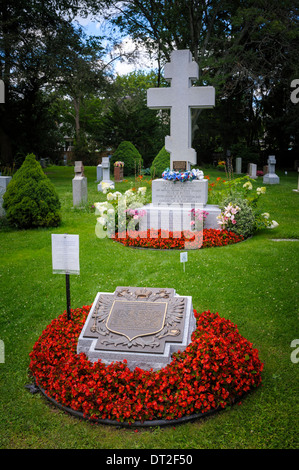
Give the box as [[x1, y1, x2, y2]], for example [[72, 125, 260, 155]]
[[3, 154, 61, 229], [220, 196, 255, 239], [110, 141, 143, 176], [150, 146, 170, 178]]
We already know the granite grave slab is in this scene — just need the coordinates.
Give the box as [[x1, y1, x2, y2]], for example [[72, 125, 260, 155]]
[[77, 287, 196, 371]]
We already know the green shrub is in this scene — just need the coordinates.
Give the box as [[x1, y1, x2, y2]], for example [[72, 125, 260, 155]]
[[150, 146, 170, 178], [3, 153, 61, 228], [220, 196, 255, 239], [110, 141, 143, 176]]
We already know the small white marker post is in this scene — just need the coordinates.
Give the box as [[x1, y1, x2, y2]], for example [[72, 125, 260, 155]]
[[51, 234, 80, 320], [180, 251, 188, 272]]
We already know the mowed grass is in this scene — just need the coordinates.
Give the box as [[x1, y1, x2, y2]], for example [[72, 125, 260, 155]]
[[0, 166, 298, 449]]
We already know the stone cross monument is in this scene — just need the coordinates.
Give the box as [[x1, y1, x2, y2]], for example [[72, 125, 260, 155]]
[[147, 49, 215, 171]]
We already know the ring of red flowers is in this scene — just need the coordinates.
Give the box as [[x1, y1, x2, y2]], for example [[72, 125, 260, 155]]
[[29, 306, 263, 426], [112, 229, 244, 250]]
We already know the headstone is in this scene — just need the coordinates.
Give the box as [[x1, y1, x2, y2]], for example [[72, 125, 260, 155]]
[[292, 167, 299, 192], [0, 176, 12, 217], [72, 161, 88, 206], [263, 155, 280, 184], [77, 286, 196, 371], [147, 49, 215, 171], [235, 157, 242, 174], [96, 164, 102, 182], [97, 156, 115, 192], [0, 79, 4, 104], [248, 163, 257, 179], [139, 49, 220, 233], [263, 165, 268, 175]]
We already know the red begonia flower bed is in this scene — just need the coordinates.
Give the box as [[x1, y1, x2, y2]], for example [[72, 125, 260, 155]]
[[29, 307, 263, 425], [112, 229, 243, 249]]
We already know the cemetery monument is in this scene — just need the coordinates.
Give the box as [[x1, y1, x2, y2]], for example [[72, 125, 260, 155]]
[[78, 50, 218, 375], [72, 161, 87, 206], [0, 176, 12, 217], [263, 155, 280, 184], [77, 286, 195, 371], [140, 49, 221, 232], [98, 156, 115, 192]]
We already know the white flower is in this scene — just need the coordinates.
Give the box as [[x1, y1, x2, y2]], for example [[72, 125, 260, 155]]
[[94, 202, 109, 215], [194, 169, 204, 180], [106, 192, 114, 201], [268, 220, 279, 229], [107, 208, 114, 215], [125, 189, 134, 197], [97, 216, 107, 226], [137, 186, 147, 195], [243, 181, 253, 190], [262, 212, 270, 219], [257, 186, 266, 195]]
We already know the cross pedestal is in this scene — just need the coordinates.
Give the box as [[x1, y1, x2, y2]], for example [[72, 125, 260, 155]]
[[147, 50, 215, 171]]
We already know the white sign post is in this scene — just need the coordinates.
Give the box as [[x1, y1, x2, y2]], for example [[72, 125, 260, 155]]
[[51, 234, 80, 320], [180, 251, 188, 272]]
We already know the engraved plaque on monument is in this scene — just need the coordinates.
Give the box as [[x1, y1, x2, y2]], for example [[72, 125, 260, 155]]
[[77, 287, 196, 371], [173, 161, 187, 172]]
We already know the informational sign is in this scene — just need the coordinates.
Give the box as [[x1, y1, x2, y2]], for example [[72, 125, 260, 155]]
[[180, 252, 188, 272], [180, 252, 188, 263], [51, 234, 80, 275]]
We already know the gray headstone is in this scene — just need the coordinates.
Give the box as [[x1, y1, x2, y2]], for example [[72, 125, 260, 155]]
[[72, 161, 87, 206], [235, 157, 242, 174], [248, 163, 257, 179], [0, 176, 12, 217], [97, 157, 115, 191], [263, 155, 280, 184], [96, 164, 102, 182]]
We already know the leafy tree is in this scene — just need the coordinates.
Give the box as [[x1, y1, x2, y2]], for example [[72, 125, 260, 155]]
[[0, 0, 108, 165], [100, 71, 168, 166], [102, 0, 299, 164]]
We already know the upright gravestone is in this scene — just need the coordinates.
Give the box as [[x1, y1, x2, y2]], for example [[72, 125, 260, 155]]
[[263, 155, 280, 184], [72, 161, 88, 206], [0, 176, 12, 217], [97, 156, 115, 192], [96, 164, 102, 182], [140, 49, 220, 233], [248, 163, 257, 179], [147, 50, 215, 171], [235, 157, 242, 174]]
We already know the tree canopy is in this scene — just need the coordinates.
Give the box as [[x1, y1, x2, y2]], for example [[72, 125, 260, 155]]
[[1, 0, 298, 168]]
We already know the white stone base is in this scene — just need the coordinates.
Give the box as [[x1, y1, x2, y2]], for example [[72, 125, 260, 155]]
[[97, 180, 115, 192], [263, 174, 280, 184], [139, 203, 221, 232]]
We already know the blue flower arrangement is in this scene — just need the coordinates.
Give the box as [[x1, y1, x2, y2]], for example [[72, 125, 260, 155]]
[[161, 168, 204, 182]]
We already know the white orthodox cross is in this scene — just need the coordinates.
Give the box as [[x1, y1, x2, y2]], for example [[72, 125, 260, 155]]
[[147, 50, 215, 171]]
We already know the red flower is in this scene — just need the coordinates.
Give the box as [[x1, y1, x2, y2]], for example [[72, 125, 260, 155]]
[[29, 307, 263, 424]]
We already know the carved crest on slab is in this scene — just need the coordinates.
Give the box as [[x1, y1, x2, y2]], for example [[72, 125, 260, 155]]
[[83, 287, 187, 353]]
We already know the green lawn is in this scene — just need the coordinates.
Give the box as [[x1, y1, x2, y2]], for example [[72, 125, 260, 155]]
[[0, 166, 298, 449]]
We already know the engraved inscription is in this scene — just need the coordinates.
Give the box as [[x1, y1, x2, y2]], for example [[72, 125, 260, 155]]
[[80, 287, 187, 354], [173, 161, 187, 172], [152, 179, 208, 204], [106, 300, 167, 341]]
